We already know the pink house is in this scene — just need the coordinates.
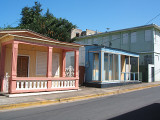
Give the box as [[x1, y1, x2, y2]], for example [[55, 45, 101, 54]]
[[0, 30, 81, 94]]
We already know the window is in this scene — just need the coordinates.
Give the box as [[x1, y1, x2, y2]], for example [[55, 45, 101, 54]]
[[112, 34, 119, 40], [144, 55, 152, 65], [122, 33, 128, 44], [76, 33, 80, 37], [145, 30, 151, 41], [36, 52, 47, 75], [131, 32, 136, 43]]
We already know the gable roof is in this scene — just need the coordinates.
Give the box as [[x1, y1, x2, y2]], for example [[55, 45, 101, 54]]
[[0, 29, 82, 48]]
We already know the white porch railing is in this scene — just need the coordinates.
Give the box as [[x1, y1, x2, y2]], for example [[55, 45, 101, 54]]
[[51, 80, 75, 88], [16, 81, 48, 90], [15, 79, 76, 90]]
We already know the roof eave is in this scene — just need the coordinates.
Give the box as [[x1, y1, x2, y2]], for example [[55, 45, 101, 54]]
[[0, 34, 83, 47]]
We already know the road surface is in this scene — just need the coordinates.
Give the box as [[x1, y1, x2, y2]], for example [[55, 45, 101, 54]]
[[1, 86, 160, 120]]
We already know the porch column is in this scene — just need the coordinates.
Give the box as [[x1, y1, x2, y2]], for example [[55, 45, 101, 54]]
[[47, 47, 53, 89], [118, 54, 121, 81], [128, 56, 130, 80], [74, 50, 79, 89], [138, 57, 139, 81], [0, 45, 6, 92], [10, 41, 19, 93], [47, 47, 53, 77], [62, 50, 66, 77], [74, 50, 79, 78], [99, 51, 104, 81]]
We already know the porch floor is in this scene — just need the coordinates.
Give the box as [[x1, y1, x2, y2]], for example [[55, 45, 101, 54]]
[[2, 89, 80, 98], [84, 81, 141, 88]]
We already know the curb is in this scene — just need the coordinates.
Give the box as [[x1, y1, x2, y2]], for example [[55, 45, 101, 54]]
[[0, 84, 160, 111]]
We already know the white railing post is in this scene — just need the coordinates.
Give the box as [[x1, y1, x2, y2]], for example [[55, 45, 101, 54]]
[[3, 73, 10, 92], [25, 82, 28, 89], [17, 82, 19, 90], [45, 81, 47, 88], [37, 81, 40, 88], [29, 82, 32, 89]]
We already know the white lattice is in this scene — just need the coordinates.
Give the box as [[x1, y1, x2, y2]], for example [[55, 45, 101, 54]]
[[65, 66, 74, 77]]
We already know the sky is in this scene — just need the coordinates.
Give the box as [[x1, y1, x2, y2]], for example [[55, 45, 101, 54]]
[[1, 0, 160, 32]]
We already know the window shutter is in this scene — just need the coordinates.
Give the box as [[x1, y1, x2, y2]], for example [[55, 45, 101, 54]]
[[131, 32, 136, 43], [123, 33, 128, 44], [145, 30, 151, 41], [36, 52, 47, 75]]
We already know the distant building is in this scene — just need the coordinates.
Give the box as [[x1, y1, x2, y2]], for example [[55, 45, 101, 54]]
[[71, 29, 82, 39], [71, 28, 101, 39], [75, 24, 160, 83]]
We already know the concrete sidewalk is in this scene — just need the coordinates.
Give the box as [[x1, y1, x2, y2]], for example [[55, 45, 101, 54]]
[[0, 81, 160, 110]]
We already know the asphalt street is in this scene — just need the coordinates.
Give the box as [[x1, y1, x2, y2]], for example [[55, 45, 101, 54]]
[[1, 86, 160, 120]]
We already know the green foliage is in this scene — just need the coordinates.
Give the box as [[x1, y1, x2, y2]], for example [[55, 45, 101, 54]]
[[17, 2, 76, 42], [0, 25, 15, 30]]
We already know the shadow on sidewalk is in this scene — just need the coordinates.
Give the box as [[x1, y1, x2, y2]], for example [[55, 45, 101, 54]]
[[0, 93, 5, 96], [108, 103, 160, 120]]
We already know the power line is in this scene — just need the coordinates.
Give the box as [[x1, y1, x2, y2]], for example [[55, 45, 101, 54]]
[[146, 12, 160, 24]]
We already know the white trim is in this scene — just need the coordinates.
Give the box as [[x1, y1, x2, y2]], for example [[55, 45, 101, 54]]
[[18, 55, 30, 77], [89, 51, 139, 57], [6, 89, 80, 97], [0, 31, 27, 33], [148, 64, 154, 82]]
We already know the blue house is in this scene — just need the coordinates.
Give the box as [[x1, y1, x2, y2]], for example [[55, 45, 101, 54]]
[[85, 45, 140, 88]]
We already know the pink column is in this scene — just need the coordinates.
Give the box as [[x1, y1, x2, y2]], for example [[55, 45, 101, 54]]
[[10, 41, 19, 93], [74, 50, 79, 89], [62, 50, 66, 77], [0, 45, 6, 92], [74, 50, 79, 78], [47, 47, 53, 89]]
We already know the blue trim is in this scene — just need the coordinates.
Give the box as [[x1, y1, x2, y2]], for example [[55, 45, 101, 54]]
[[101, 52, 104, 81], [101, 48, 139, 57], [133, 73, 135, 81], [118, 54, 121, 81], [124, 73, 126, 81], [99, 52, 101, 81]]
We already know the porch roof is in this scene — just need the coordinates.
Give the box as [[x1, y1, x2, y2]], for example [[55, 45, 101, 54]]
[[0, 30, 83, 49], [87, 45, 139, 57]]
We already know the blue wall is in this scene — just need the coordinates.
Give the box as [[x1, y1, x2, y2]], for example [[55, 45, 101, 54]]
[[85, 46, 101, 82], [85, 45, 139, 83]]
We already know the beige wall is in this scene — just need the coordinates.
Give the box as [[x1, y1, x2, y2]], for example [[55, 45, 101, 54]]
[[4, 43, 63, 77], [71, 29, 82, 39], [121, 55, 126, 80]]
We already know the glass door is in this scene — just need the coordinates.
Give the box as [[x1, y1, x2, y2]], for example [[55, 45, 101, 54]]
[[104, 53, 109, 80], [93, 53, 99, 81]]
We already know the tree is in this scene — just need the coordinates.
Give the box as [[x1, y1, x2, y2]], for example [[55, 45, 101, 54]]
[[17, 2, 76, 42], [0, 25, 15, 30]]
